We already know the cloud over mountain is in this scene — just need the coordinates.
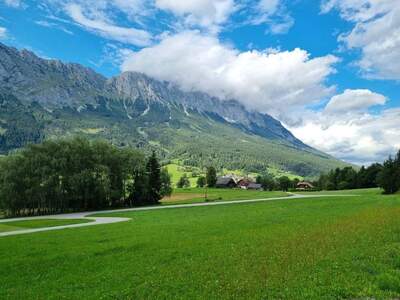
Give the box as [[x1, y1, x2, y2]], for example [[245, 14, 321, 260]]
[[291, 89, 398, 165], [122, 30, 338, 115]]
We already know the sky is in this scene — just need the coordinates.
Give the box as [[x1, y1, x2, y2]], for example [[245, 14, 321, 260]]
[[0, 0, 399, 165]]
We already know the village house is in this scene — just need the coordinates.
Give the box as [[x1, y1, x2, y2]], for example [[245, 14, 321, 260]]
[[237, 178, 252, 189], [237, 178, 263, 190], [296, 181, 314, 191]]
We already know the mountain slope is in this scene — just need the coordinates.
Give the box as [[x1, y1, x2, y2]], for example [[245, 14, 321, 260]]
[[0, 43, 348, 177]]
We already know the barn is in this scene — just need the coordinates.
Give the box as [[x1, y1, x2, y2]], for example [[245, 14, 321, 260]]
[[215, 177, 237, 188]]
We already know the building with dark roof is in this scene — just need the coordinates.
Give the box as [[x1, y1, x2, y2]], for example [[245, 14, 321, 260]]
[[215, 177, 237, 188]]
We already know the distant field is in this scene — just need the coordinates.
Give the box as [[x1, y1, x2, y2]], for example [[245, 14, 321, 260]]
[[164, 163, 199, 187], [0, 219, 92, 233], [162, 188, 288, 204], [1, 189, 400, 299]]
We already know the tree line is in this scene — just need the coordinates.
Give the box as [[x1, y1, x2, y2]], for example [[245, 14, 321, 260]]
[[316, 150, 400, 194], [0, 138, 172, 217]]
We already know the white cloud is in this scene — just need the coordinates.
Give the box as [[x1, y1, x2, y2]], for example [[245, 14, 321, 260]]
[[325, 89, 386, 113], [35, 20, 74, 35], [0, 27, 6, 38], [322, 0, 400, 79], [122, 30, 338, 114], [65, 3, 152, 46], [3, 0, 21, 8], [258, 0, 279, 15], [268, 16, 294, 34], [290, 89, 398, 164], [248, 0, 294, 34], [154, 0, 236, 32]]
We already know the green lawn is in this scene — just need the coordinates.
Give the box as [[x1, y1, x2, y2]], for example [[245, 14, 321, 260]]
[[1, 189, 400, 299], [0, 219, 92, 233], [161, 187, 288, 204]]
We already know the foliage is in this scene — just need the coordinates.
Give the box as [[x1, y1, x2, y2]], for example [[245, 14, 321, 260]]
[[177, 174, 190, 188], [196, 176, 206, 188], [278, 176, 291, 191], [0, 138, 167, 217], [160, 168, 173, 197], [316, 150, 399, 194], [206, 166, 217, 187], [377, 151, 400, 194], [256, 174, 277, 191], [0, 94, 45, 152], [146, 151, 162, 205]]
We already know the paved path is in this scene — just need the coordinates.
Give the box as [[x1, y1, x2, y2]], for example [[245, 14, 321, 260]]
[[0, 193, 356, 237]]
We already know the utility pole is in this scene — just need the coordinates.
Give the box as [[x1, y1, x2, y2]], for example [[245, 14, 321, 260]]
[[204, 167, 208, 201]]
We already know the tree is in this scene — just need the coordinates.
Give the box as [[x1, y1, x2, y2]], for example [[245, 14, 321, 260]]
[[292, 178, 300, 189], [0, 137, 146, 216], [129, 167, 148, 206], [377, 156, 399, 194], [206, 166, 217, 187], [278, 176, 291, 191], [177, 174, 190, 188], [360, 163, 383, 188], [197, 176, 206, 188], [146, 151, 162, 205], [160, 168, 173, 197], [256, 174, 276, 191]]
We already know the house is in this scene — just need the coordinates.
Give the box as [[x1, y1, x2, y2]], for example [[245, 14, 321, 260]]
[[296, 181, 314, 190], [215, 177, 237, 188], [237, 179, 263, 190], [237, 178, 252, 189], [247, 183, 263, 190]]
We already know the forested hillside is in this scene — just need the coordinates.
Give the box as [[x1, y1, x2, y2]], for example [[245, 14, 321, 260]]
[[0, 43, 349, 177]]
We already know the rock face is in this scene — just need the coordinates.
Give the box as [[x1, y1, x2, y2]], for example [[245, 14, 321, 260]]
[[0, 43, 106, 108], [107, 72, 307, 147], [0, 43, 305, 147], [0, 42, 346, 176]]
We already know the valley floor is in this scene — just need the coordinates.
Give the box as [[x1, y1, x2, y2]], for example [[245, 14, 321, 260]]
[[0, 188, 399, 299]]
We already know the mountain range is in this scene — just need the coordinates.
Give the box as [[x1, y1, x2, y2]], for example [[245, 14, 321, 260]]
[[0, 42, 348, 177]]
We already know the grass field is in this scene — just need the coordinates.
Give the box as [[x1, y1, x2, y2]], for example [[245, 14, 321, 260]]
[[0, 219, 93, 233], [161, 188, 288, 204], [1, 189, 400, 299]]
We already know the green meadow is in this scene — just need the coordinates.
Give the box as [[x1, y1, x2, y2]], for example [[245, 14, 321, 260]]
[[0, 219, 92, 233], [1, 189, 400, 299]]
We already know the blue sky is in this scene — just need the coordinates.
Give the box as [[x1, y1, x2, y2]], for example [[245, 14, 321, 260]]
[[0, 0, 399, 164]]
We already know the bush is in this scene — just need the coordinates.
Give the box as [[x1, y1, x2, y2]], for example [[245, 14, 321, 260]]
[[177, 174, 190, 188]]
